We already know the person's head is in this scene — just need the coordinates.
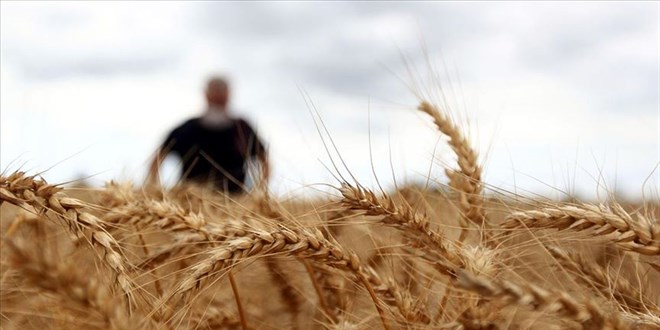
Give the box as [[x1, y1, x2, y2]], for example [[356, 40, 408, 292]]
[[205, 76, 230, 108]]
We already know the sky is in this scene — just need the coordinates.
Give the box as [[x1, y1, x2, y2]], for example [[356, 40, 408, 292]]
[[1, 1, 659, 200]]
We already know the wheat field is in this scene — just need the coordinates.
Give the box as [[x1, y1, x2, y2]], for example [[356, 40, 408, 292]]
[[1, 101, 658, 329]]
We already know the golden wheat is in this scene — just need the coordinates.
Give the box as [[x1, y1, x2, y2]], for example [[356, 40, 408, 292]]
[[0, 99, 657, 329]]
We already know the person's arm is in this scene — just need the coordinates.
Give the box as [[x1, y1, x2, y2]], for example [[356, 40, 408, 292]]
[[147, 148, 168, 186], [237, 119, 270, 186], [256, 146, 270, 186], [149, 125, 181, 186], [251, 125, 270, 187]]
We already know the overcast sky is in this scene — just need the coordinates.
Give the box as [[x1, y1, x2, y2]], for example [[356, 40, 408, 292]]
[[1, 1, 658, 200]]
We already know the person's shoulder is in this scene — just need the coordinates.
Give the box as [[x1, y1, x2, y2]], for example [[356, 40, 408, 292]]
[[172, 117, 201, 131], [165, 118, 201, 141], [183, 117, 202, 127], [233, 117, 255, 130]]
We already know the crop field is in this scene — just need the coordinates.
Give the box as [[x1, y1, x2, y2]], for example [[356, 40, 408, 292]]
[[0, 101, 658, 329]]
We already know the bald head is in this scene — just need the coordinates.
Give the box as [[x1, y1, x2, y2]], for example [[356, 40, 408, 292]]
[[205, 76, 230, 108]]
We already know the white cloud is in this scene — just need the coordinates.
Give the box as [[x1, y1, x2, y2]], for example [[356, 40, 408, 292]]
[[1, 2, 657, 199]]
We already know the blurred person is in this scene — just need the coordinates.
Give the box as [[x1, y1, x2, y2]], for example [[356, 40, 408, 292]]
[[149, 76, 269, 193]]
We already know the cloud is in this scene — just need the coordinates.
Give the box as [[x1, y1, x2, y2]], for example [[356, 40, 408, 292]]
[[4, 52, 182, 80], [1, 2, 657, 198], [1, 2, 188, 80]]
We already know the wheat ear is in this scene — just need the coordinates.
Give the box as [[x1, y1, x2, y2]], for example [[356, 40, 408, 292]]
[[169, 226, 391, 330], [4, 239, 131, 329], [547, 245, 657, 315], [266, 258, 302, 327], [339, 182, 461, 271], [363, 266, 431, 325], [0, 172, 135, 307], [457, 270, 629, 329], [418, 101, 489, 244], [504, 203, 659, 255]]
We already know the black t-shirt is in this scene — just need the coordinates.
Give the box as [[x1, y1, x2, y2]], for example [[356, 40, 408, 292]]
[[162, 118, 264, 192]]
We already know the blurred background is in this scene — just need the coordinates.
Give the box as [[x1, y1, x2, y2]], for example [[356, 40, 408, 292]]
[[1, 2, 658, 200]]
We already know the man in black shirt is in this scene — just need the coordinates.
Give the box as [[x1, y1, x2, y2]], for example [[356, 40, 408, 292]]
[[149, 77, 269, 193]]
